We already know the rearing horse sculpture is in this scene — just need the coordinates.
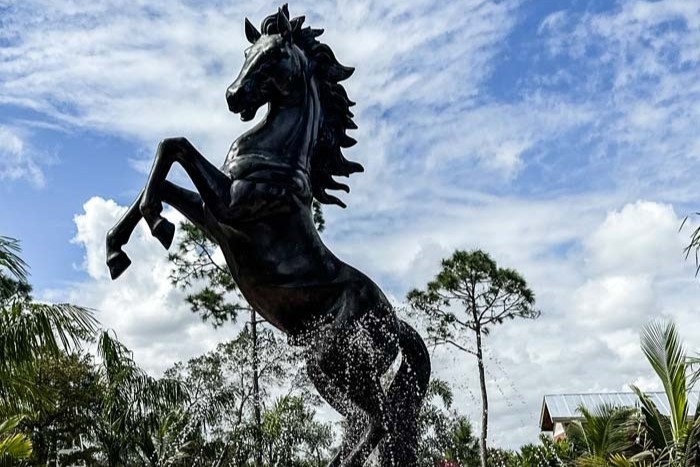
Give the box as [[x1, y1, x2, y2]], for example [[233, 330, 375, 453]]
[[106, 6, 430, 466]]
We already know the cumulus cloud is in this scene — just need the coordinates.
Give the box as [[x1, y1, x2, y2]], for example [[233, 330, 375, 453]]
[[585, 201, 688, 277], [54, 196, 234, 373]]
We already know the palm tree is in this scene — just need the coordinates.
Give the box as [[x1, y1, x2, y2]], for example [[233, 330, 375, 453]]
[[566, 404, 636, 466], [0, 235, 98, 464], [630, 321, 700, 466]]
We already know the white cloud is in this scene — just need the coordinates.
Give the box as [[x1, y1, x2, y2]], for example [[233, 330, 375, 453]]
[[573, 275, 657, 329], [585, 201, 687, 277], [0, 125, 46, 187], [0, 0, 523, 178], [535, 0, 700, 201]]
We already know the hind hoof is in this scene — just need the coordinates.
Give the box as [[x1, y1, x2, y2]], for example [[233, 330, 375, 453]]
[[107, 250, 132, 280], [151, 218, 175, 249]]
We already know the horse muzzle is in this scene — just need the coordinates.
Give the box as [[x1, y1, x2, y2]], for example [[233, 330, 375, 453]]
[[226, 83, 261, 121]]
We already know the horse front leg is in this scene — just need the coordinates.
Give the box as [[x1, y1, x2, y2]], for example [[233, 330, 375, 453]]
[[139, 137, 231, 249], [106, 181, 217, 279]]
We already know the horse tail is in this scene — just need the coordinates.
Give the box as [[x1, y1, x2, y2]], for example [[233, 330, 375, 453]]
[[381, 319, 431, 467]]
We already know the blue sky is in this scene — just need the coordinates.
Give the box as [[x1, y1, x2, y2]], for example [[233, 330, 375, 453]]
[[2, 0, 700, 448]]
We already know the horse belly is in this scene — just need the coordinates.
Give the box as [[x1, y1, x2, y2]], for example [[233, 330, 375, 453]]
[[242, 282, 343, 336], [221, 220, 343, 335]]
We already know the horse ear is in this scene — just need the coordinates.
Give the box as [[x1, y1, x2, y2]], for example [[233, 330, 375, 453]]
[[277, 7, 293, 41], [291, 16, 305, 32], [245, 17, 261, 43], [281, 3, 290, 19]]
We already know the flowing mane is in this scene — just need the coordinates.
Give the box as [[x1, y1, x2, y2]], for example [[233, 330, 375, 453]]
[[260, 7, 363, 208]]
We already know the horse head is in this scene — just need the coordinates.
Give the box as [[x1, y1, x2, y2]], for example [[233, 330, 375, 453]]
[[226, 6, 307, 121], [226, 4, 364, 208]]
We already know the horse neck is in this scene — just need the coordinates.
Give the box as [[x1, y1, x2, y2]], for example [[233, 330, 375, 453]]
[[232, 74, 320, 174]]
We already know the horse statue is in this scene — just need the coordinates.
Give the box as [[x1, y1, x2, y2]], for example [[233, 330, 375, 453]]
[[105, 5, 430, 466]]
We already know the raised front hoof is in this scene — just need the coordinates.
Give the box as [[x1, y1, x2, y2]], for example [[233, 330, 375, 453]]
[[107, 250, 132, 280], [151, 218, 175, 249]]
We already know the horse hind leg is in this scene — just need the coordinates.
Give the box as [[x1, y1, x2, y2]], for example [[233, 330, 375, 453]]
[[306, 360, 368, 467], [312, 322, 400, 466], [315, 367, 391, 467], [380, 321, 431, 467], [340, 377, 393, 467]]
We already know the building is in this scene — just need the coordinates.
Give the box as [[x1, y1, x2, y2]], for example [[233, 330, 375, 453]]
[[539, 391, 699, 440]]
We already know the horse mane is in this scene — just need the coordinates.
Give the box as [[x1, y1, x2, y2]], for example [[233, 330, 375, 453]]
[[260, 6, 363, 208]]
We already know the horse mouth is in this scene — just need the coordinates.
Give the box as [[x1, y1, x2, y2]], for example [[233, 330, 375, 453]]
[[240, 107, 258, 122]]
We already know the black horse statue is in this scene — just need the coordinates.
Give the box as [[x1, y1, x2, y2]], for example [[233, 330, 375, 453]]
[[106, 6, 430, 466]]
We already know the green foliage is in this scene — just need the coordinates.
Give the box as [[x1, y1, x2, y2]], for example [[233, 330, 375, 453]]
[[165, 326, 293, 432], [21, 352, 102, 466], [163, 327, 329, 466], [0, 236, 97, 465], [407, 250, 539, 345], [415, 379, 480, 467], [260, 395, 333, 466], [95, 331, 189, 466], [0, 237, 26, 279], [485, 435, 569, 467], [168, 222, 245, 327], [133, 409, 196, 467], [517, 435, 569, 466], [0, 416, 32, 465]]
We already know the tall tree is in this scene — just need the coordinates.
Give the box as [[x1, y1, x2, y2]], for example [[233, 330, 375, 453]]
[[168, 221, 265, 466], [165, 328, 326, 466], [408, 249, 540, 467]]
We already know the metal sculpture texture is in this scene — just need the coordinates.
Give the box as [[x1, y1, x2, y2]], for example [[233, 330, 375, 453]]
[[105, 6, 430, 466]]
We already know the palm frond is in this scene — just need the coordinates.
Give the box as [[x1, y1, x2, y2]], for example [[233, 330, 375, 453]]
[[0, 301, 97, 370], [0, 416, 32, 462], [631, 384, 671, 453], [640, 321, 688, 442], [608, 453, 636, 466], [0, 237, 27, 284], [0, 300, 97, 412], [573, 403, 636, 464]]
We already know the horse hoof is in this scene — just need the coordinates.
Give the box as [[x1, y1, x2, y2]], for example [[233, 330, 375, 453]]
[[152, 218, 175, 249], [107, 250, 132, 280]]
